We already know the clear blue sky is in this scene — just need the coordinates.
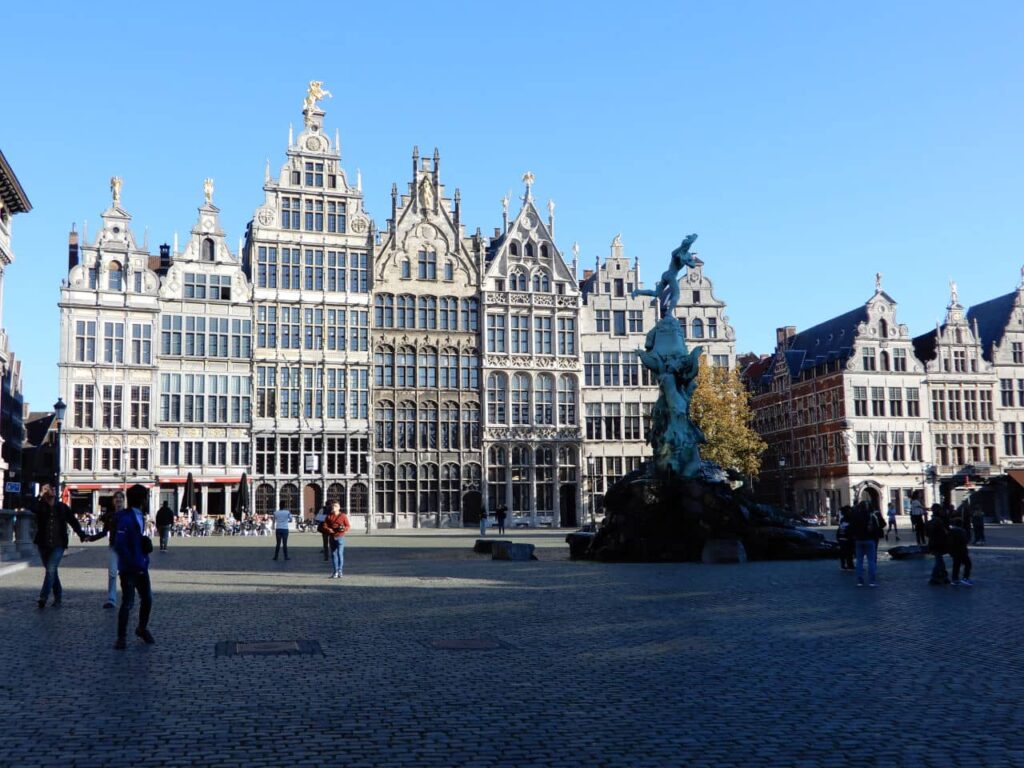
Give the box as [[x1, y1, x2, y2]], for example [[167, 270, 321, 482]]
[[4, 1, 1023, 409]]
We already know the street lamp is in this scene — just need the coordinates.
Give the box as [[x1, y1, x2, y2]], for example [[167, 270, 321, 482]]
[[587, 456, 596, 529], [778, 456, 787, 511], [53, 397, 67, 498]]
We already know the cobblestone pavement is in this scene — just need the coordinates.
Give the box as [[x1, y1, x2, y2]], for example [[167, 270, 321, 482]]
[[4, 525, 1024, 767]]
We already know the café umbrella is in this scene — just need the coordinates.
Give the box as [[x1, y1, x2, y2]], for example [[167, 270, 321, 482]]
[[233, 472, 250, 522], [179, 472, 196, 516]]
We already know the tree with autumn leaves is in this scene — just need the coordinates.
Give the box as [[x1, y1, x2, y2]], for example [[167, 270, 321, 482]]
[[689, 358, 766, 478]]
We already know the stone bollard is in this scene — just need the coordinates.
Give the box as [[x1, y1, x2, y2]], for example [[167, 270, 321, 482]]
[[491, 541, 536, 561]]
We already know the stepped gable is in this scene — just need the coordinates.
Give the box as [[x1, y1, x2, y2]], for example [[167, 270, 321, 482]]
[[966, 291, 1017, 361]]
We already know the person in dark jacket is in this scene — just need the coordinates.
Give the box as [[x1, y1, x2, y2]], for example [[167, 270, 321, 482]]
[[113, 484, 155, 649], [948, 514, 973, 586], [836, 506, 854, 571], [927, 505, 951, 585], [970, 506, 986, 545], [155, 502, 174, 551], [847, 500, 884, 587], [33, 484, 86, 609]]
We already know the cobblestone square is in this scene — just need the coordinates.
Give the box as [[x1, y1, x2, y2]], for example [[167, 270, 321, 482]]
[[3, 527, 1024, 767]]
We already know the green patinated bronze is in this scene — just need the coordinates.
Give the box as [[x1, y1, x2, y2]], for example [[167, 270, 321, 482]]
[[632, 234, 705, 478]]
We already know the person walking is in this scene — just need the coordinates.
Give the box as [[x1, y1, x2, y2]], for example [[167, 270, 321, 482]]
[[113, 485, 155, 649], [847, 500, 884, 587], [322, 501, 350, 579], [32, 484, 87, 609], [885, 502, 900, 542], [927, 504, 951, 585], [948, 513, 973, 586], [86, 495, 124, 609], [479, 508, 488, 537], [155, 502, 174, 552], [273, 507, 291, 561], [496, 505, 508, 536], [836, 506, 854, 571], [910, 492, 927, 546], [971, 505, 986, 545]]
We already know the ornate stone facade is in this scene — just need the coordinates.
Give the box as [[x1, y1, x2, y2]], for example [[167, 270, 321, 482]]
[[480, 177, 583, 527], [245, 101, 373, 523], [371, 149, 484, 528]]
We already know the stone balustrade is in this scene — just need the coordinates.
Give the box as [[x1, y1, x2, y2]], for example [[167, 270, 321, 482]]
[[0, 509, 36, 562]]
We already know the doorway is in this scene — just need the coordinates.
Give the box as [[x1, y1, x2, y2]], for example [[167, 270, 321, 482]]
[[462, 491, 482, 526], [559, 483, 577, 528]]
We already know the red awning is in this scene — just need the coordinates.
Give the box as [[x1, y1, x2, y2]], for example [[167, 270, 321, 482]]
[[1009, 469, 1024, 488], [67, 483, 157, 492], [158, 477, 243, 485]]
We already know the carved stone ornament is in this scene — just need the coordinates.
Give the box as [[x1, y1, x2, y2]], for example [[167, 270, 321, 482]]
[[350, 215, 369, 234], [305, 136, 322, 151], [257, 208, 275, 226]]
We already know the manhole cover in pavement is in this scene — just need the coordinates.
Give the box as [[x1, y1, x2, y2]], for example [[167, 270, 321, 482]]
[[215, 640, 324, 657], [424, 638, 507, 651]]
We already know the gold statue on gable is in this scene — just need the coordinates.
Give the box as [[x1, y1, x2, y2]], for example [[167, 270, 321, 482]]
[[304, 81, 333, 112]]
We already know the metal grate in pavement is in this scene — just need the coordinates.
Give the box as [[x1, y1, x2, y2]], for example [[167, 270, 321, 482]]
[[215, 639, 324, 657], [423, 638, 509, 651]]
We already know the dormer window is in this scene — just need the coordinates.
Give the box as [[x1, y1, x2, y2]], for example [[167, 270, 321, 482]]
[[880, 319, 889, 337], [510, 270, 528, 292], [525, 242, 535, 258], [540, 244, 549, 259], [444, 261, 454, 281], [203, 238, 215, 262], [509, 242, 519, 257], [532, 271, 550, 292]]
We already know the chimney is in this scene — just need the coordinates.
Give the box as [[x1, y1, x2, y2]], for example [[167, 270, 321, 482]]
[[776, 326, 797, 347], [68, 225, 79, 271], [159, 243, 171, 270], [493, 227, 500, 238], [583, 269, 594, 281]]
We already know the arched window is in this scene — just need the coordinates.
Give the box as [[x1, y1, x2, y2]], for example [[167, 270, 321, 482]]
[[510, 269, 528, 292], [510, 242, 519, 257], [418, 346, 438, 388], [255, 483, 275, 517], [460, 298, 479, 331], [535, 374, 555, 425], [535, 445, 554, 514], [440, 298, 458, 330], [420, 463, 439, 517], [461, 350, 480, 390], [880, 319, 889, 338], [203, 238, 215, 262], [350, 483, 368, 516], [279, 483, 300, 516], [374, 294, 394, 328], [525, 242, 535, 258], [708, 318, 718, 338], [441, 463, 461, 513], [441, 401, 460, 450], [691, 318, 704, 338], [488, 446, 507, 511], [511, 373, 531, 425], [397, 295, 416, 328], [418, 296, 437, 329], [374, 401, 395, 450], [440, 348, 458, 389], [487, 373, 507, 424], [511, 445, 531, 516], [465, 463, 482, 490], [326, 483, 345, 506], [444, 261, 454, 281], [376, 463, 395, 516], [463, 402, 481, 448], [540, 244, 549, 259], [374, 345, 394, 387], [532, 270, 550, 293], [398, 463, 417, 515], [558, 375, 577, 425], [398, 401, 416, 450], [419, 401, 438, 449], [397, 346, 415, 387], [108, 261, 123, 291]]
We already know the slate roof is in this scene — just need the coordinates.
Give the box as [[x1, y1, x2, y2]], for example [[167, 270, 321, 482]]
[[912, 329, 939, 362], [579, 270, 598, 304], [780, 304, 868, 376], [0, 150, 32, 214], [24, 412, 55, 449], [966, 291, 1018, 361]]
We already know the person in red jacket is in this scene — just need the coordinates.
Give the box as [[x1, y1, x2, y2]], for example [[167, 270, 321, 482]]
[[322, 501, 350, 579]]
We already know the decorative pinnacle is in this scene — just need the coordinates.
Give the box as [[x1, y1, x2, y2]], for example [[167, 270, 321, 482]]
[[203, 178, 214, 205], [110, 176, 123, 207], [875, 271, 882, 292], [522, 171, 534, 201]]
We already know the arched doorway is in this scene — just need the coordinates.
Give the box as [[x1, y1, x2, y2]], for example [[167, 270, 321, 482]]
[[462, 490, 482, 526], [859, 485, 881, 511], [303, 483, 322, 519], [279, 483, 300, 516]]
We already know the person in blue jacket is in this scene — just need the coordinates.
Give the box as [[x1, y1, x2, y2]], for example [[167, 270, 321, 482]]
[[113, 485, 155, 649]]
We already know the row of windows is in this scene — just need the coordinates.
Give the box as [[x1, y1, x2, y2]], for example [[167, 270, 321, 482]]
[[71, 446, 151, 472], [930, 390, 995, 422], [485, 445, 577, 516], [861, 347, 909, 372], [1003, 423, 1024, 457], [254, 436, 369, 477], [374, 402, 481, 451], [485, 314, 576, 355], [999, 379, 1024, 407], [485, 373, 578, 426], [74, 321, 151, 365], [583, 352, 654, 388], [256, 307, 369, 351], [159, 374, 252, 424], [374, 295, 479, 331], [373, 348, 479, 390], [158, 441, 250, 468], [584, 402, 651, 441], [851, 387, 923, 418], [87, 262, 144, 293], [184, 273, 232, 301], [255, 366, 369, 420], [375, 462, 483, 516], [254, 480, 369, 517], [933, 432, 998, 465], [853, 431, 925, 463], [254, 247, 367, 292], [279, 198, 347, 233], [71, 385, 151, 430], [161, 316, 251, 358], [594, 309, 645, 336]]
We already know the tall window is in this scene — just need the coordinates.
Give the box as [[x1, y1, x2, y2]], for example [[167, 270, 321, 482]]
[[417, 250, 437, 280], [487, 373, 507, 424], [535, 446, 554, 513], [862, 347, 876, 371], [461, 298, 479, 331], [532, 271, 550, 292], [101, 385, 123, 429], [511, 316, 530, 353], [375, 402, 395, 450], [557, 318, 576, 355], [487, 314, 507, 353], [534, 316, 553, 354], [73, 384, 95, 428], [441, 402, 460, 450], [418, 347, 438, 388], [398, 402, 416, 450], [418, 297, 438, 329], [691, 318, 704, 338], [558, 375, 577, 425], [376, 464, 396, 517], [397, 347, 415, 388], [104, 322, 125, 364], [375, 294, 395, 328], [511, 373, 531, 425], [419, 402, 438, 449], [439, 298, 458, 330], [463, 403, 481, 448], [75, 321, 97, 362], [374, 346, 394, 387], [510, 445, 531, 514], [397, 295, 416, 328], [108, 262, 123, 291], [535, 374, 554, 425], [488, 447, 507, 511], [440, 464, 460, 514], [440, 349, 458, 389], [398, 464, 417, 515]]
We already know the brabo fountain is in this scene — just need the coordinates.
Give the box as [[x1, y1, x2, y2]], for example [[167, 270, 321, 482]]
[[575, 235, 836, 563]]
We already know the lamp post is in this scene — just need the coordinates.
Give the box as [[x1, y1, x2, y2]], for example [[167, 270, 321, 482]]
[[778, 456, 787, 511], [587, 456, 596, 529], [53, 397, 67, 499]]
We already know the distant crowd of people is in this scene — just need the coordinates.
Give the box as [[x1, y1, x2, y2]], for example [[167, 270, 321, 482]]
[[836, 490, 980, 588]]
